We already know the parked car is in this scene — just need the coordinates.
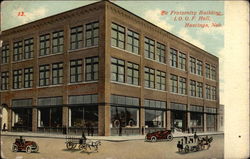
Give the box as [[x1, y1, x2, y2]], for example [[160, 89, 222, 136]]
[[145, 130, 173, 142], [12, 136, 39, 153]]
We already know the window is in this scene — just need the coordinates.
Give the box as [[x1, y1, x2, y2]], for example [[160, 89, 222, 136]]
[[156, 42, 165, 63], [179, 52, 186, 70], [170, 74, 178, 93], [156, 70, 165, 90], [197, 82, 203, 98], [86, 21, 99, 47], [179, 77, 186, 95], [144, 99, 166, 128], [1, 72, 9, 90], [39, 65, 50, 86], [52, 30, 64, 54], [127, 62, 139, 85], [52, 63, 63, 85], [70, 59, 82, 83], [111, 23, 125, 49], [144, 37, 155, 60], [13, 41, 23, 61], [205, 63, 211, 79], [170, 48, 177, 67], [69, 94, 98, 105], [13, 69, 22, 89], [190, 57, 196, 74], [1, 44, 9, 64], [211, 86, 216, 100], [211, 66, 216, 80], [85, 56, 99, 81], [111, 58, 125, 82], [190, 80, 196, 97], [70, 26, 83, 50], [24, 38, 34, 59], [24, 67, 33, 88], [39, 34, 50, 56], [111, 95, 139, 106], [144, 67, 155, 88], [197, 60, 203, 76], [127, 30, 139, 54], [206, 84, 211, 99]]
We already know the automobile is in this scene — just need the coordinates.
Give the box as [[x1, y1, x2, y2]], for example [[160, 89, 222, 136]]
[[12, 136, 39, 153], [145, 130, 173, 142]]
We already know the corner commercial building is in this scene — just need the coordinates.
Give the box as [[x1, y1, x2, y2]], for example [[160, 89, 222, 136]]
[[0, 0, 219, 136]]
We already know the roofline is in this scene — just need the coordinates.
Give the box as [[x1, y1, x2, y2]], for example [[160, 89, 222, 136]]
[[1, 0, 218, 59]]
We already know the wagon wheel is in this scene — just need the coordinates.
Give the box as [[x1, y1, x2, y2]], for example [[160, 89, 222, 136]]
[[151, 136, 157, 142], [12, 144, 18, 152], [167, 134, 173, 141], [184, 145, 189, 153], [26, 146, 32, 153], [66, 142, 75, 150], [79, 144, 87, 150]]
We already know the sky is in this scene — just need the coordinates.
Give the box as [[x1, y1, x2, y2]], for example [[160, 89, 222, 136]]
[[0, 0, 224, 101]]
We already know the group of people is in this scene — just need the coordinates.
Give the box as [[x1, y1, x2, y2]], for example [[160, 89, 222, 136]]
[[176, 132, 199, 152]]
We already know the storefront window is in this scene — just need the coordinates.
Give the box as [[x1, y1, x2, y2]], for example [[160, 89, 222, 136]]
[[206, 114, 215, 127], [38, 107, 62, 127], [12, 108, 32, 130], [190, 113, 203, 127], [111, 107, 138, 128]]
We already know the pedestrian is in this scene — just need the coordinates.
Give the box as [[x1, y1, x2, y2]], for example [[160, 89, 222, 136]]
[[187, 128, 190, 134], [194, 131, 198, 143], [191, 127, 194, 134], [177, 141, 183, 152], [119, 124, 122, 136], [86, 122, 90, 136], [3, 123, 6, 131], [82, 131, 87, 140], [184, 136, 188, 144]]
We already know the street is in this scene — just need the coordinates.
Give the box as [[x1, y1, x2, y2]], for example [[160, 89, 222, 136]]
[[2, 134, 223, 159]]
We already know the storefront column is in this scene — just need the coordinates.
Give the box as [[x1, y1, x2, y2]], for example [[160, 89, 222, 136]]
[[98, 104, 110, 136], [166, 110, 171, 130], [32, 108, 37, 132], [8, 109, 12, 131], [62, 106, 68, 127], [139, 107, 145, 134], [203, 113, 207, 132], [187, 111, 191, 131]]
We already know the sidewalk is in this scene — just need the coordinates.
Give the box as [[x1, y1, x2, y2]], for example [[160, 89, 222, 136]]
[[1, 131, 224, 141]]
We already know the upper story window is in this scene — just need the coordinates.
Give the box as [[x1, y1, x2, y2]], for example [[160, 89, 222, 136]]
[[70, 26, 83, 50], [52, 30, 64, 54], [111, 57, 125, 83], [127, 62, 139, 85], [85, 21, 99, 47], [211, 86, 216, 100], [190, 80, 196, 97], [39, 64, 50, 86], [197, 82, 203, 98], [179, 77, 187, 95], [13, 41, 23, 62], [85, 56, 99, 81], [179, 52, 186, 70], [211, 66, 216, 80], [205, 63, 211, 79], [189, 57, 196, 74], [111, 23, 125, 49], [0, 72, 9, 90], [156, 70, 166, 91], [170, 74, 178, 93], [196, 60, 203, 76], [13, 69, 22, 89], [52, 63, 63, 85], [70, 59, 83, 83], [24, 67, 33, 88], [144, 67, 155, 89], [127, 30, 139, 54], [170, 48, 177, 68], [144, 37, 155, 60], [1, 44, 9, 64], [156, 42, 165, 63], [206, 84, 211, 99], [24, 38, 34, 59], [40, 34, 50, 56]]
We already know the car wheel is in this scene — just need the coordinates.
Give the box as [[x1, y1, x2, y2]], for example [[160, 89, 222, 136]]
[[26, 146, 32, 153], [151, 136, 157, 142], [167, 134, 173, 141], [34, 145, 39, 152], [12, 144, 18, 152]]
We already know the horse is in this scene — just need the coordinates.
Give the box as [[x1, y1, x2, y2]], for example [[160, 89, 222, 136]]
[[86, 140, 101, 152]]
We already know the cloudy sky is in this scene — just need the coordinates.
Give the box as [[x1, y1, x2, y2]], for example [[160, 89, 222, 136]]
[[0, 0, 224, 100]]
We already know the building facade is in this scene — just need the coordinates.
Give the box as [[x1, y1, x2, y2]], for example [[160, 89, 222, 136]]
[[0, 1, 219, 136]]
